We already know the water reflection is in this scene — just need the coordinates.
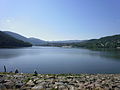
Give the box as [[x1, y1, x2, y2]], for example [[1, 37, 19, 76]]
[[0, 47, 44, 59], [0, 47, 120, 60], [0, 49, 23, 59], [0, 46, 120, 74], [88, 48, 120, 60]]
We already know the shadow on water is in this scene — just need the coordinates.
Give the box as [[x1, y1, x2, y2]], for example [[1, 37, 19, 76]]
[[0, 49, 23, 59], [87, 48, 120, 60], [0, 46, 46, 59]]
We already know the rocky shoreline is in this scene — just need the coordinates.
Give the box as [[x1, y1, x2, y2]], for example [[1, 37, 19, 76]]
[[0, 73, 120, 90]]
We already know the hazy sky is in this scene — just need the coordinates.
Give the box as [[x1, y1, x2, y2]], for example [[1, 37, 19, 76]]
[[0, 0, 120, 41]]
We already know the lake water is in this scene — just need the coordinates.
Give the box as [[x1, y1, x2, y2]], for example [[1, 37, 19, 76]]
[[0, 46, 120, 74]]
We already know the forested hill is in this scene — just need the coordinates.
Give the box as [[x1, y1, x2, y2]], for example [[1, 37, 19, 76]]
[[73, 34, 120, 48], [0, 31, 32, 48]]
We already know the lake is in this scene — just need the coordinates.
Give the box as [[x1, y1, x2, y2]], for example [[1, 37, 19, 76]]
[[0, 46, 120, 74]]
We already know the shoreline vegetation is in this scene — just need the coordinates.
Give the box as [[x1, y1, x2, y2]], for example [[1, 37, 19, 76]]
[[0, 31, 32, 48], [37, 34, 120, 49], [0, 72, 120, 90]]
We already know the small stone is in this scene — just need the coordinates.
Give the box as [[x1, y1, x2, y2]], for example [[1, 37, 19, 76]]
[[4, 80, 14, 89], [16, 82, 24, 88], [26, 80, 35, 87], [0, 75, 4, 77], [32, 85, 44, 89], [55, 82, 64, 85], [0, 83, 5, 89], [36, 79, 45, 84], [68, 85, 75, 90]]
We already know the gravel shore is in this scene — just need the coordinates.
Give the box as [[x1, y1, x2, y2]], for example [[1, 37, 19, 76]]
[[0, 73, 120, 90]]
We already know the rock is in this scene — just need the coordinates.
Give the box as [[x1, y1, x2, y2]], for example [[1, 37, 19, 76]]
[[55, 82, 64, 85], [4, 80, 14, 89], [33, 77, 39, 82], [0, 79, 9, 83], [14, 75, 23, 78], [26, 80, 35, 87], [32, 85, 44, 89], [15, 82, 24, 88], [0, 75, 4, 77], [62, 81, 69, 84], [68, 85, 75, 90], [95, 86, 103, 90], [95, 83, 101, 87], [58, 85, 69, 90], [0, 79, 4, 83], [21, 87, 32, 90], [36, 79, 43, 84], [0, 83, 5, 89]]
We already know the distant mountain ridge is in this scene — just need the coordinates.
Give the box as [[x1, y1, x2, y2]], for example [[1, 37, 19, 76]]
[[0, 31, 32, 48], [4, 31, 47, 45], [28, 37, 47, 45], [49, 40, 84, 43], [4, 31, 29, 42], [2, 31, 120, 48], [4, 31, 83, 45]]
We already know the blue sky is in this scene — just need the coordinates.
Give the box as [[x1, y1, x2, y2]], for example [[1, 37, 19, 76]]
[[0, 0, 120, 41]]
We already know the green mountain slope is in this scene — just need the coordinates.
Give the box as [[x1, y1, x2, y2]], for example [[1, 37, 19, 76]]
[[73, 34, 120, 48], [0, 31, 32, 48]]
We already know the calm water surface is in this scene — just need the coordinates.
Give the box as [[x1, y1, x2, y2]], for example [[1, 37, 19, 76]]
[[0, 46, 120, 74]]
